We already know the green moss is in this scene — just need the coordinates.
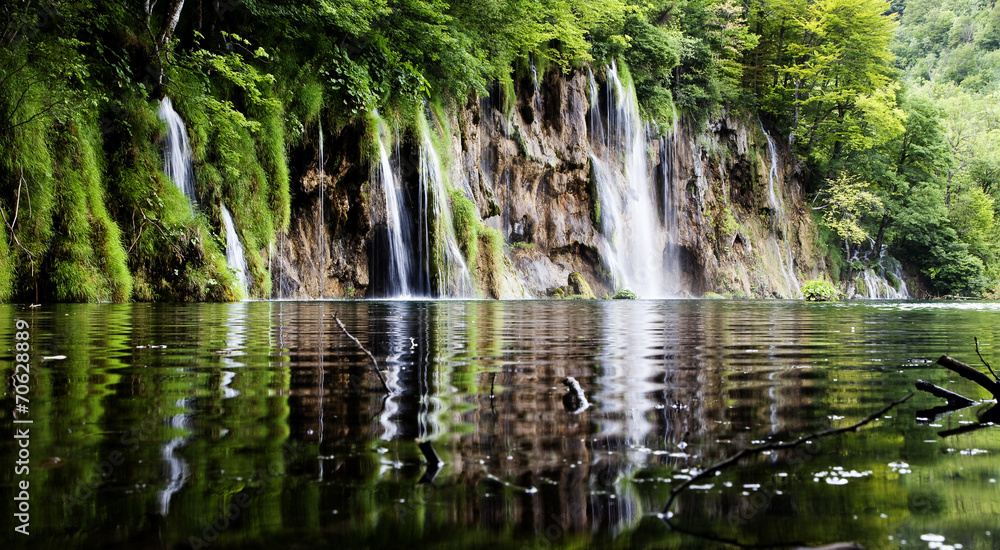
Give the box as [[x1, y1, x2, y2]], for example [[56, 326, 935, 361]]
[[567, 272, 597, 299], [0, 231, 11, 301], [49, 120, 133, 302], [452, 190, 479, 271], [587, 163, 602, 227]]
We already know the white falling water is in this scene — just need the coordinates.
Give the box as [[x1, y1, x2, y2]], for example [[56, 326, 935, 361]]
[[417, 115, 475, 297], [588, 62, 668, 298], [221, 204, 249, 296], [848, 248, 910, 299], [659, 129, 682, 295], [318, 120, 325, 299], [850, 268, 909, 299], [374, 112, 413, 297], [759, 121, 801, 297], [157, 97, 197, 203]]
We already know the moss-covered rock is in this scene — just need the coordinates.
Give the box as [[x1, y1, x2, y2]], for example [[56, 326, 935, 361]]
[[568, 272, 597, 299]]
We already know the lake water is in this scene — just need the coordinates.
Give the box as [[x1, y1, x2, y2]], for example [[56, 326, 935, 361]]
[[2, 300, 999, 549]]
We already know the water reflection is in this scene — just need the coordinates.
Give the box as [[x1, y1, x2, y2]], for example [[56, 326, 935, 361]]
[[1, 300, 999, 549]]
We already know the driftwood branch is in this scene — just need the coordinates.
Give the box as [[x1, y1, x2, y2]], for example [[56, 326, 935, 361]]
[[662, 393, 913, 514], [914, 380, 976, 408], [936, 355, 1000, 400], [332, 313, 390, 394]]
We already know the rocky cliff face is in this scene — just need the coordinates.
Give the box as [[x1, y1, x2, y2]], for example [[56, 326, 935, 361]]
[[273, 66, 829, 299]]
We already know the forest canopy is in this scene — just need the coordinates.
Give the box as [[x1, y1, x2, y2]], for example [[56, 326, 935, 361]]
[[1, 0, 999, 300]]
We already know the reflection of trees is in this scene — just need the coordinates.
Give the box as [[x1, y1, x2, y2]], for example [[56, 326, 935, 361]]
[[10, 301, 1000, 547]]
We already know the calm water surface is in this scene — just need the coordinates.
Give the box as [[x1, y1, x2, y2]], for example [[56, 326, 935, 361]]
[[1, 300, 999, 549]]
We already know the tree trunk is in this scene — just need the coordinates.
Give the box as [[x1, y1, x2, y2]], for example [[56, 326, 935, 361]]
[[871, 213, 890, 258], [158, 0, 185, 48]]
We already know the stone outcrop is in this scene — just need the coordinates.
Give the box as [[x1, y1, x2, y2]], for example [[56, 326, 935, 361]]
[[273, 66, 830, 299]]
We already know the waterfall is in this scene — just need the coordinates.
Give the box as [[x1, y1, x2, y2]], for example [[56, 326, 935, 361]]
[[157, 97, 196, 204], [848, 249, 910, 299], [759, 121, 801, 297], [659, 130, 681, 294], [588, 62, 669, 298], [318, 120, 325, 299], [417, 115, 475, 297], [374, 112, 414, 298], [221, 204, 249, 296]]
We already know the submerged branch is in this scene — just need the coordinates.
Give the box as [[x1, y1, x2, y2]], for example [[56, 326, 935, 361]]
[[914, 379, 976, 408], [332, 313, 390, 394], [662, 393, 913, 514], [936, 355, 1000, 400]]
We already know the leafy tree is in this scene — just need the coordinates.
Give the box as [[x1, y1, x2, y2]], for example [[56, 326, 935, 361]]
[[815, 174, 883, 256]]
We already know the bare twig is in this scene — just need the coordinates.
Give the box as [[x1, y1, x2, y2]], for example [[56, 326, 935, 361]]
[[332, 313, 390, 394], [974, 338, 999, 382], [662, 392, 913, 514]]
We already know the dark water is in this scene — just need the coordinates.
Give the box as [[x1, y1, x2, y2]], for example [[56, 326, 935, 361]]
[[1, 300, 999, 549]]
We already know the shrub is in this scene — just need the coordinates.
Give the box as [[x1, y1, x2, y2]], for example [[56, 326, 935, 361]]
[[612, 288, 638, 299], [801, 280, 841, 301]]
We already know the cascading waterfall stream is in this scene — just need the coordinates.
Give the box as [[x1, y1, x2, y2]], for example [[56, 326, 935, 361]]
[[659, 128, 682, 295], [221, 204, 249, 296], [417, 115, 475, 297], [848, 246, 910, 299], [588, 62, 669, 298], [318, 120, 325, 299], [374, 112, 414, 298], [157, 97, 197, 204], [759, 120, 801, 297]]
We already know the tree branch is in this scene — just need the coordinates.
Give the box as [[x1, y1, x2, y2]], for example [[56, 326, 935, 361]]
[[662, 393, 913, 514], [974, 338, 998, 382], [332, 313, 390, 394]]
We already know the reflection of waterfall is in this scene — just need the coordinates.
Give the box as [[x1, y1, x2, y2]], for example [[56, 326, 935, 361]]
[[378, 302, 445, 443], [759, 121, 800, 297], [158, 398, 190, 516], [417, 114, 475, 297], [374, 112, 414, 298], [588, 62, 670, 298], [221, 204, 249, 296], [219, 302, 248, 398], [158, 97, 196, 204], [593, 303, 660, 453]]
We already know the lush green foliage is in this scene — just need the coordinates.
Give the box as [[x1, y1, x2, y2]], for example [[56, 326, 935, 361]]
[[801, 279, 841, 301]]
